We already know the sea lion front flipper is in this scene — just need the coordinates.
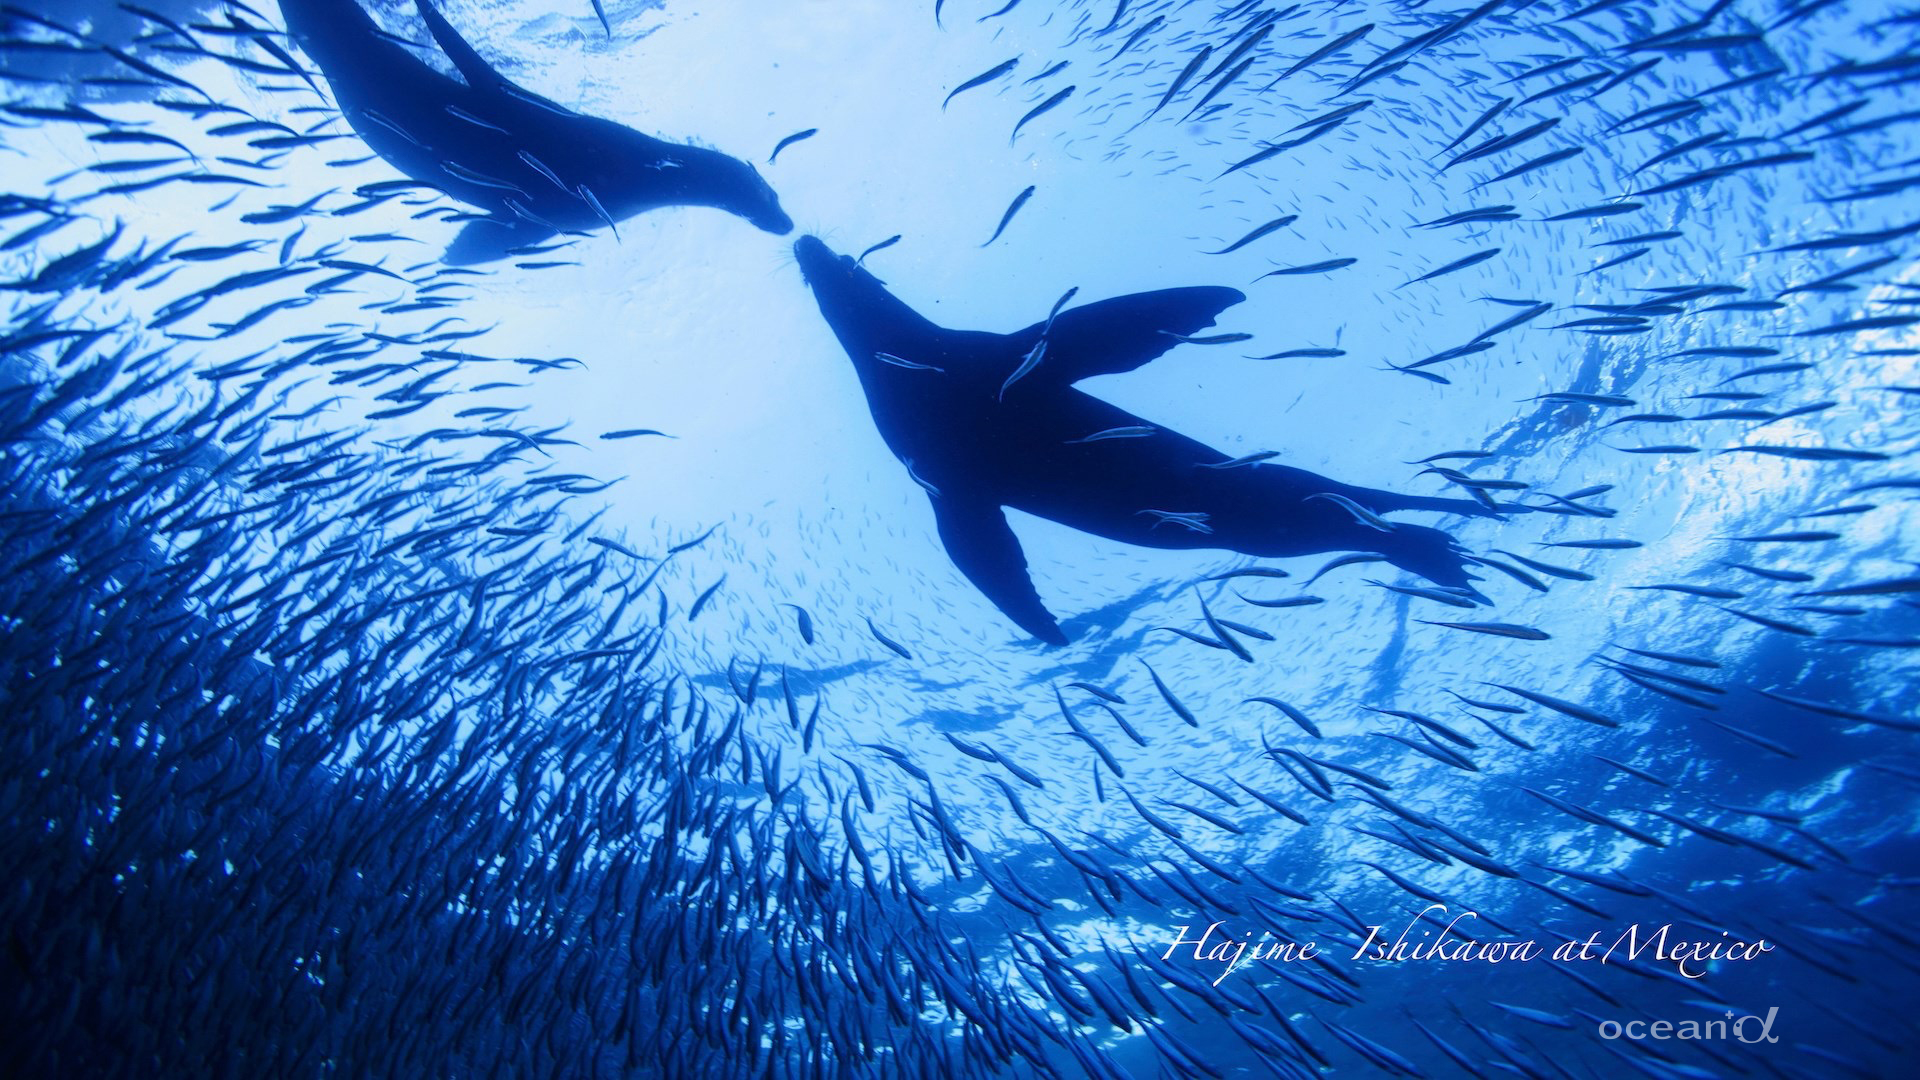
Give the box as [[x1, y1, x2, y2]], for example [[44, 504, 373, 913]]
[[930, 496, 1067, 646], [415, 0, 514, 95], [1012, 285, 1246, 385]]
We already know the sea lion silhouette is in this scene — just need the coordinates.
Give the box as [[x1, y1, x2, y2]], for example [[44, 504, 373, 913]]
[[279, 0, 792, 263], [795, 235, 1499, 645]]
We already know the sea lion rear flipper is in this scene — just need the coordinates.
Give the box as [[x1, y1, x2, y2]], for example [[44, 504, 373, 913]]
[[1381, 524, 1490, 604], [443, 217, 556, 265], [1014, 285, 1246, 384], [931, 497, 1068, 646]]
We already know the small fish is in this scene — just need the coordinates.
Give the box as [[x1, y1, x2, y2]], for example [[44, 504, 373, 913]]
[[1256, 258, 1357, 280], [1307, 553, 1388, 583], [1531, 392, 1635, 407], [1720, 445, 1888, 463], [1044, 286, 1079, 328], [1236, 593, 1324, 608], [688, 575, 726, 621], [1721, 531, 1840, 544], [1272, 23, 1375, 84], [781, 603, 815, 645], [1488, 683, 1618, 727], [1025, 61, 1069, 84], [944, 59, 1019, 110], [586, 536, 646, 561], [1799, 576, 1920, 598], [865, 617, 913, 659], [1194, 590, 1253, 663], [1369, 580, 1478, 607], [1474, 145, 1582, 187], [1205, 215, 1297, 255], [1407, 341, 1496, 370], [1447, 689, 1525, 715], [1408, 450, 1493, 464], [1437, 97, 1514, 157], [1198, 451, 1279, 469], [856, 235, 901, 265], [1421, 621, 1551, 640], [1142, 47, 1212, 125], [1600, 230, 1683, 245], [1628, 583, 1745, 599], [1673, 346, 1782, 360], [1204, 567, 1290, 582], [977, 0, 1023, 22], [903, 458, 941, 498], [1216, 122, 1346, 179], [1488, 1002, 1574, 1030], [1139, 658, 1198, 726], [1447, 118, 1561, 171], [1158, 331, 1251, 345], [1065, 426, 1156, 444], [1544, 202, 1645, 221], [1717, 606, 1818, 637], [875, 351, 944, 373], [1253, 348, 1345, 359], [1562, 485, 1614, 500], [999, 336, 1048, 400], [319, 258, 408, 283], [1605, 440, 1697, 451], [1107, 15, 1164, 64], [1382, 360, 1450, 384], [1305, 492, 1393, 532], [668, 524, 722, 555], [1180, 55, 1259, 122], [1634, 131, 1727, 173], [512, 150, 569, 197], [982, 186, 1036, 247], [1493, 549, 1593, 581], [600, 428, 673, 439], [1472, 302, 1552, 342], [1398, 249, 1500, 288], [1540, 539, 1641, 549], [1066, 681, 1127, 704], [1137, 509, 1213, 533], [1010, 86, 1075, 144], [1722, 562, 1815, 583], [767, 128, 818, 164]]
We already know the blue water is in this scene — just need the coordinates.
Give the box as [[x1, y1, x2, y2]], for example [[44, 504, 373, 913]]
[[2, 0, 1918, 1076]]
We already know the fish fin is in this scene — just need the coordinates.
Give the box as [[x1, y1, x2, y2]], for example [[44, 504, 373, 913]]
[[415, 0, 518, 96], [1012, 286, 1245, 384], [931, 497, 1067, 646], [443, 217, 556, 265]]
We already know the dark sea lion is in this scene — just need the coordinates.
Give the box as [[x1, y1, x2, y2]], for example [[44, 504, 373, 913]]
[[278, 0, 792, 263], [794, 235, 1499, 645]]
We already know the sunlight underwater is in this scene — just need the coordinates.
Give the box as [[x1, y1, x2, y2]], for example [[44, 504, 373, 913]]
[[1, 0, 1917, 1077]]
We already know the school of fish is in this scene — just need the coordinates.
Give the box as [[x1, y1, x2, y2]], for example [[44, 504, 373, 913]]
[[1, 0, 1917, 1077]]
